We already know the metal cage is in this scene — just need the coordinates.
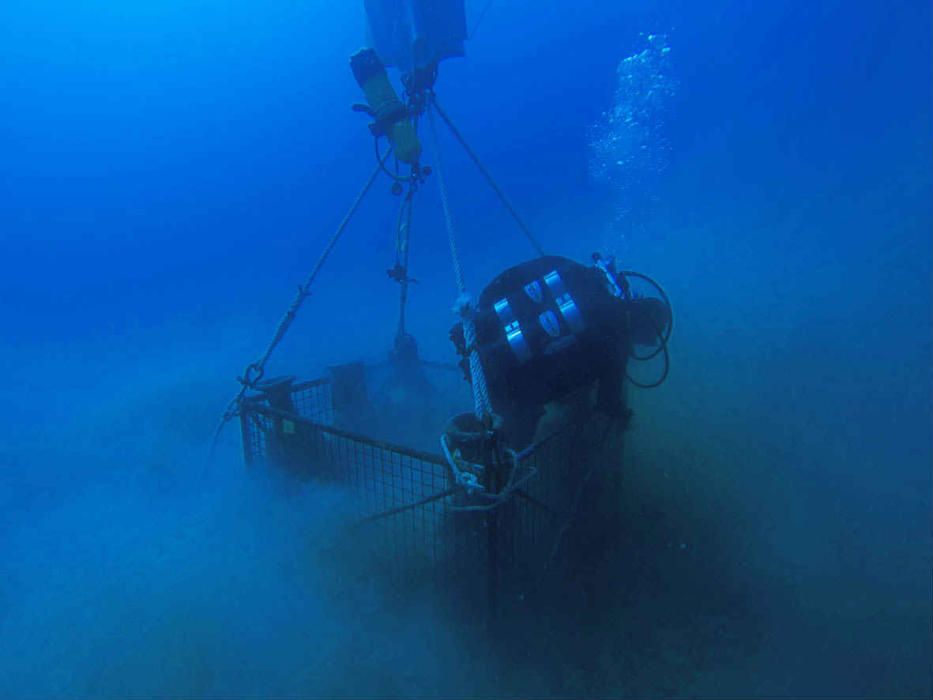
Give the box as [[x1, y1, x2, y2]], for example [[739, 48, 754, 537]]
[[240, 369, 623, 622]]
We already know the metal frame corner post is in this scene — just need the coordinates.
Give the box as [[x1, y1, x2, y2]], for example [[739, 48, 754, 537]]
[[484, 439, 506, 628], [240, 405, 254, 467]]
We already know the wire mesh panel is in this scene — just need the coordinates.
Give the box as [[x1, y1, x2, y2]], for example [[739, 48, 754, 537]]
[[290, 379, 334, 425], [241, 382, 490, 608], [240, 378, 333, 467]]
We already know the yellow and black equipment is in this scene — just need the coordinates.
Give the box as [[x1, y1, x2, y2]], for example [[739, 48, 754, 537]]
[[350, 48, 422, 166]]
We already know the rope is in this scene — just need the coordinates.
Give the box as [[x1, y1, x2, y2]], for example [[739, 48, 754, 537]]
[[430, 95, 546, 257], [210, 161, 384, 455], [439, 433, 485, 494], [427, 102, 494, 419], [469, 0, 496, 39], [440, 434, 538, 512], [428, 106, 466, 294]]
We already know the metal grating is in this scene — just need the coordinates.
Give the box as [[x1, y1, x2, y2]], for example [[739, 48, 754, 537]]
[[290, 379, 334, 425]]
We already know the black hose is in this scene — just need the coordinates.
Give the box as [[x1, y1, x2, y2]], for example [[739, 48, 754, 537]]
[[621, 270, 673, 360], [374, 135, 408, 183], [620, 269, 673, 388], [626, 319, 670, 388]]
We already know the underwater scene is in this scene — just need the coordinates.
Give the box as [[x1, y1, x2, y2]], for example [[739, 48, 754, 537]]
[[1, 0, 930, 697]]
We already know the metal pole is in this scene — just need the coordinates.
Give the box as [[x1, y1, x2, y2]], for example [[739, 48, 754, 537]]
[[239, 408, 254, 467], [485, 436, 502, 629], [395, 189, 414, 341]]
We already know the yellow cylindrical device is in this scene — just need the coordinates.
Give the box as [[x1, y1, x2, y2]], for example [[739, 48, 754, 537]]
[[350, 49, 422, 165]]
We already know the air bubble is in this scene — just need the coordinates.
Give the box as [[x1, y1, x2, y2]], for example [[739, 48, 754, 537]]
[[587, 33, 677, 229]]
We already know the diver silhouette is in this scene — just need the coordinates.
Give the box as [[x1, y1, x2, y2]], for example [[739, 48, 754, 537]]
[[451, 255, 670, 448]]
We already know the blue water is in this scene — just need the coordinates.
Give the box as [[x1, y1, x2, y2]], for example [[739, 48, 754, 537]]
[[1, 0, 930, 696]]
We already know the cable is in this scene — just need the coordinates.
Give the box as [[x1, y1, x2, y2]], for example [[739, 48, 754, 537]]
[[209, 161, 383, 458], [620, 269, 673, 356], [430, 94, 546, 257], [469, 0, 496, 39], [617, 269, 673, 388], [626, 320, 670, 389], [373, 135, 408, 183]]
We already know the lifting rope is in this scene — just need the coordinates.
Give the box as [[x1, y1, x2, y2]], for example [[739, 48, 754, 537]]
[[427, 98, 494, 420], [210, 161, 384, 454], [430, 96, 546, 258], [469, 0, 496, 40]]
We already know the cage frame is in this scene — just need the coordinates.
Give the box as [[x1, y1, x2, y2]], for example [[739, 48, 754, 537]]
[[239, 370, 622, 624]]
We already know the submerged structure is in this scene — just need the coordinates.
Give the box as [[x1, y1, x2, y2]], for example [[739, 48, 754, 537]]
[[216, 1, 673, 623], [238, 370, 628, 621]]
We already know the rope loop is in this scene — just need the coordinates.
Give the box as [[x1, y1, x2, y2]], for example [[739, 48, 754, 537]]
[[240, 362, 265, 388], [440, 433, 486, 496], [440, 430, 539, 511], [455, 470, 482, 493]]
